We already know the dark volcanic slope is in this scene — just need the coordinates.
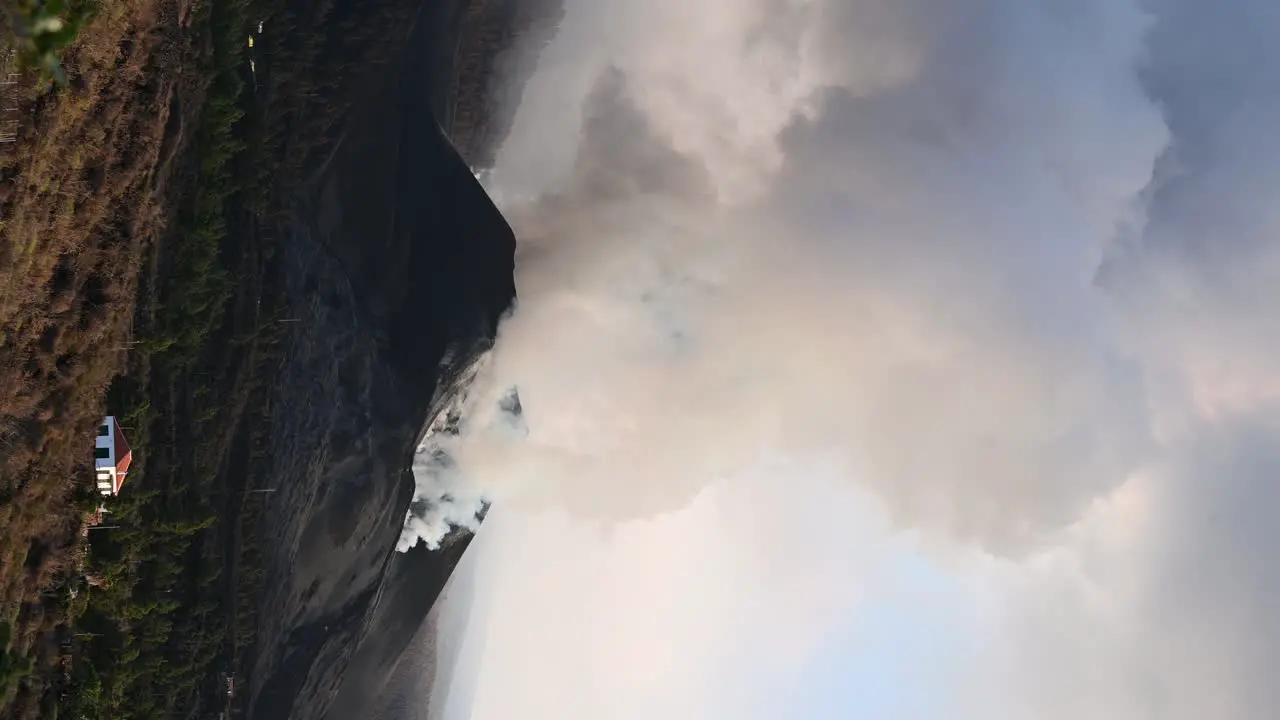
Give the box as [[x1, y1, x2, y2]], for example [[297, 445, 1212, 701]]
[[245, 2, 517, 716]]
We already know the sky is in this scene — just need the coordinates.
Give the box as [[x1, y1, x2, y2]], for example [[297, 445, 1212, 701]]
[[395, 0, 1280, 718]]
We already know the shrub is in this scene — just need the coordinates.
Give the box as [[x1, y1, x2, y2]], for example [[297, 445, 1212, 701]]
[[4, 0, 97, 84]]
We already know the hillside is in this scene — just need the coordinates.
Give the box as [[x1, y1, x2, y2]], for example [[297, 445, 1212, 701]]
[[0, 0, 533, 715]]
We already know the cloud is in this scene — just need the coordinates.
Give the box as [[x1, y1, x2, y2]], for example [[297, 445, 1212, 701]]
[[396, 1, 1280, 719]]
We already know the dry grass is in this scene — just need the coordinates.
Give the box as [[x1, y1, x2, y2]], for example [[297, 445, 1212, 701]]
[[0, 0, 197, 713], [0, 0, 533, 713]]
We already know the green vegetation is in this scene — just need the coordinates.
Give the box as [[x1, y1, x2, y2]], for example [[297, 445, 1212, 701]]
[[3, 0, 95, 83], [2, 0, 511, 714], [153, 0, 246, 366], [1, 0, 282, 713], [0, 622, 33, 706], [53, 0, 277, 714], [0, 0, 192, 710], [35, 0, 416, 713]]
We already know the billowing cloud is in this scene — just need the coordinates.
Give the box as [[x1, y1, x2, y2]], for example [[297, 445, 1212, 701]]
[[395, 1, 1280, 719]]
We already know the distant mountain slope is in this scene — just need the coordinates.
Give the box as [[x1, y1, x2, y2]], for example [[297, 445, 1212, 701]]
[[243, 0, 538, 717], [440, 0, 566, 170]]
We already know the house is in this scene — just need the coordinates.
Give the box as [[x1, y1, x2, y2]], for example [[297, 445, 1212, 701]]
[[93, 416, 132, 496]]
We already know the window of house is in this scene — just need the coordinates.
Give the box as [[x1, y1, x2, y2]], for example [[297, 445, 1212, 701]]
[[95, 447, 111, 459], [98, 424, 109, 436]]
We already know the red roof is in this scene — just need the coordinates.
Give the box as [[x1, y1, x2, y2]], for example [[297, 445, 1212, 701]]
[[113, 423, 132, 492]]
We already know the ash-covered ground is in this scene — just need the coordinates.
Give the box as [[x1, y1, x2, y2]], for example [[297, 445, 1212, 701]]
[[241, 1, 551, 716]]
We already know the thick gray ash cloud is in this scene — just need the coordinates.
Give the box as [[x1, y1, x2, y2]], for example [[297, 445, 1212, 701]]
[[399, 1, 1280, 718]]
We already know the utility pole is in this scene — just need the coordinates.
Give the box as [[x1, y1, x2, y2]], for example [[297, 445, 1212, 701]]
[[212, 487, 276, 497]]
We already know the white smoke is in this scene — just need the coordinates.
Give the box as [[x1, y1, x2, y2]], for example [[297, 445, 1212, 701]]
[[394, 1, 1280, 718], [400, 0, 1165, 553], [397, 360, 523, 552], [397, 353, 491, 553]]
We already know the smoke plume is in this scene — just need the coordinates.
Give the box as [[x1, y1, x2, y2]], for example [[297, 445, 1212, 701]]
[[392, 1, 1280, 718], [401, 0, 1164, 553]]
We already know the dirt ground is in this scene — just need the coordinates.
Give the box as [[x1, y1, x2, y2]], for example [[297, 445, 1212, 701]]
[[0, 0, 202, 712], [0, 0, 533, 715]]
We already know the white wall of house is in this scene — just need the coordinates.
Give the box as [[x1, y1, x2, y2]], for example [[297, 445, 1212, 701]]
[[95, 416, 117, 496]]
